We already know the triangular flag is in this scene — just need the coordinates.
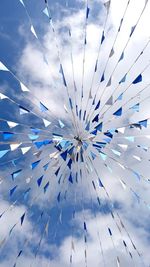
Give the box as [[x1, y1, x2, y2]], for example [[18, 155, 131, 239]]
[[101, 31, 105, 44], [0, 150, 9, 158], [109, 48, 114, 57], [31, 25, 38, 38], [21, 146, 31, 154], [37, 176, 43, 187], [20, 213, 25, 225], [43, 118, 51, 127], [119, 52, 124, 62], [118, 144, 128, 150], [95, 122, 103, 132], [10, 143, 21, 151], [43, 7, 49, 17], [106, 77, 111, 87], [0, 61, 9, 71], [130, 25, 136, 37], [58, 120, 65, 128], [130, 103, 139, 112], [7, 121, 18, 128], [95, 100, 100, 110], [106, 96, 113, 105], [20, 82, 30, 92], [119, 74, 127, 84], [101, 73, 105, 82], [0, 93, 8, 99], [104, 1, 111, 12], [86, 6, 90, 19], [40, 102, 48, 112], [117, 127, 125, 133], [10, 185, 18, 197], [19, 106, 30, 115], [113, 107, 122, 116], [19, 0, 25, 6], [132, 74, 142, 84]]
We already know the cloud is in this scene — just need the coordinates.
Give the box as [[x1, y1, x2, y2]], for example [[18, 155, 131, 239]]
[[0, 0, 150, 266]]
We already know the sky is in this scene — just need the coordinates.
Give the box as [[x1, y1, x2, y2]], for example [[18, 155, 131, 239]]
[[0, 0, 150, 266]]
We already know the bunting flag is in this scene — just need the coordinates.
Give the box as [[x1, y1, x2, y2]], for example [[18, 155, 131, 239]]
[[0, 0, 149, 266]]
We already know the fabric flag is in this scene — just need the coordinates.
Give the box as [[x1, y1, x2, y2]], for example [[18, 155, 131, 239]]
[[113, 107, 122, 116], [132, 74, 142, 84], [59, 64, 67, 87]]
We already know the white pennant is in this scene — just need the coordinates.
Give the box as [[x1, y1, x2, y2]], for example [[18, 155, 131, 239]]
[[7, 121, 18, 128], [21, 147, 31, 154], [43, 118, 51, 127], [31, 25, 38, 39], [20, 82, 30, 92], [0, 61, 8, 71]]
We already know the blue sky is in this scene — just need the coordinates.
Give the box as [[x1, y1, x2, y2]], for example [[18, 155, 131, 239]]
[[0, 0, 150, 266]]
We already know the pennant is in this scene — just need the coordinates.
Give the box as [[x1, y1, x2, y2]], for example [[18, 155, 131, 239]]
[[43, 7, 49, 17], [10, 185, 18, 197], [57, 192, 61, 202], [132, 74, 142, 84], [106, 96, 113, 105], [109, 48, 114, 57], [19, 0, 25, 6], [117, 93, 123, 100], [118, 18, 123, 32], [106, 77, 111, 87], [67, 159, 72, 169], [119, 52, 124, 62], [37, 176, 43, 187], [0, 93, 8, 99], [21, 146, 31, 154], [68, 173, 73, 183], [113, 107, 122, 116], [95, 122, 103, 132], [85, 121, 90, 131], [104, 0, 111, 12], [44, 181, 49, 193], [0, 150, 9, 158], [20, 82, 30, 92], [0, 61, 9, 71], [58, 120, 65, 128], [98, 178, 104, 187], [3, 132, 14, 140], [40, 102, 48, 112], [108, 228, 112, 236], [139, 119, 147, 128], [100, 152, 107, 161], [60, 150, 68, 161], [10, 143, 21, 151], [21, 213, 25, 225], [95, 60, 98, 72], [130, 25, 136, 37], [19, 106, 30, 115], [59, 64, 67, 87], [101, 31, 105, 44], [31, 25, 38, 38], [119, 74, 127, 84], [43, 118, 51, 127], [100, 72, 105, 82], [111, 149, 121, 156], [11, 169, 22, 180], [31, 160, 41, 169], [7, 121, 18, 128], [130, 103, 139, 112], [86, 6, 90, 19], [92, 114, 99, 123], [95, 100, 100, 110]]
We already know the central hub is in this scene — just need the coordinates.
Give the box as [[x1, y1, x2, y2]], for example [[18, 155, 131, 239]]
[[74, 136, 83, 144]]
